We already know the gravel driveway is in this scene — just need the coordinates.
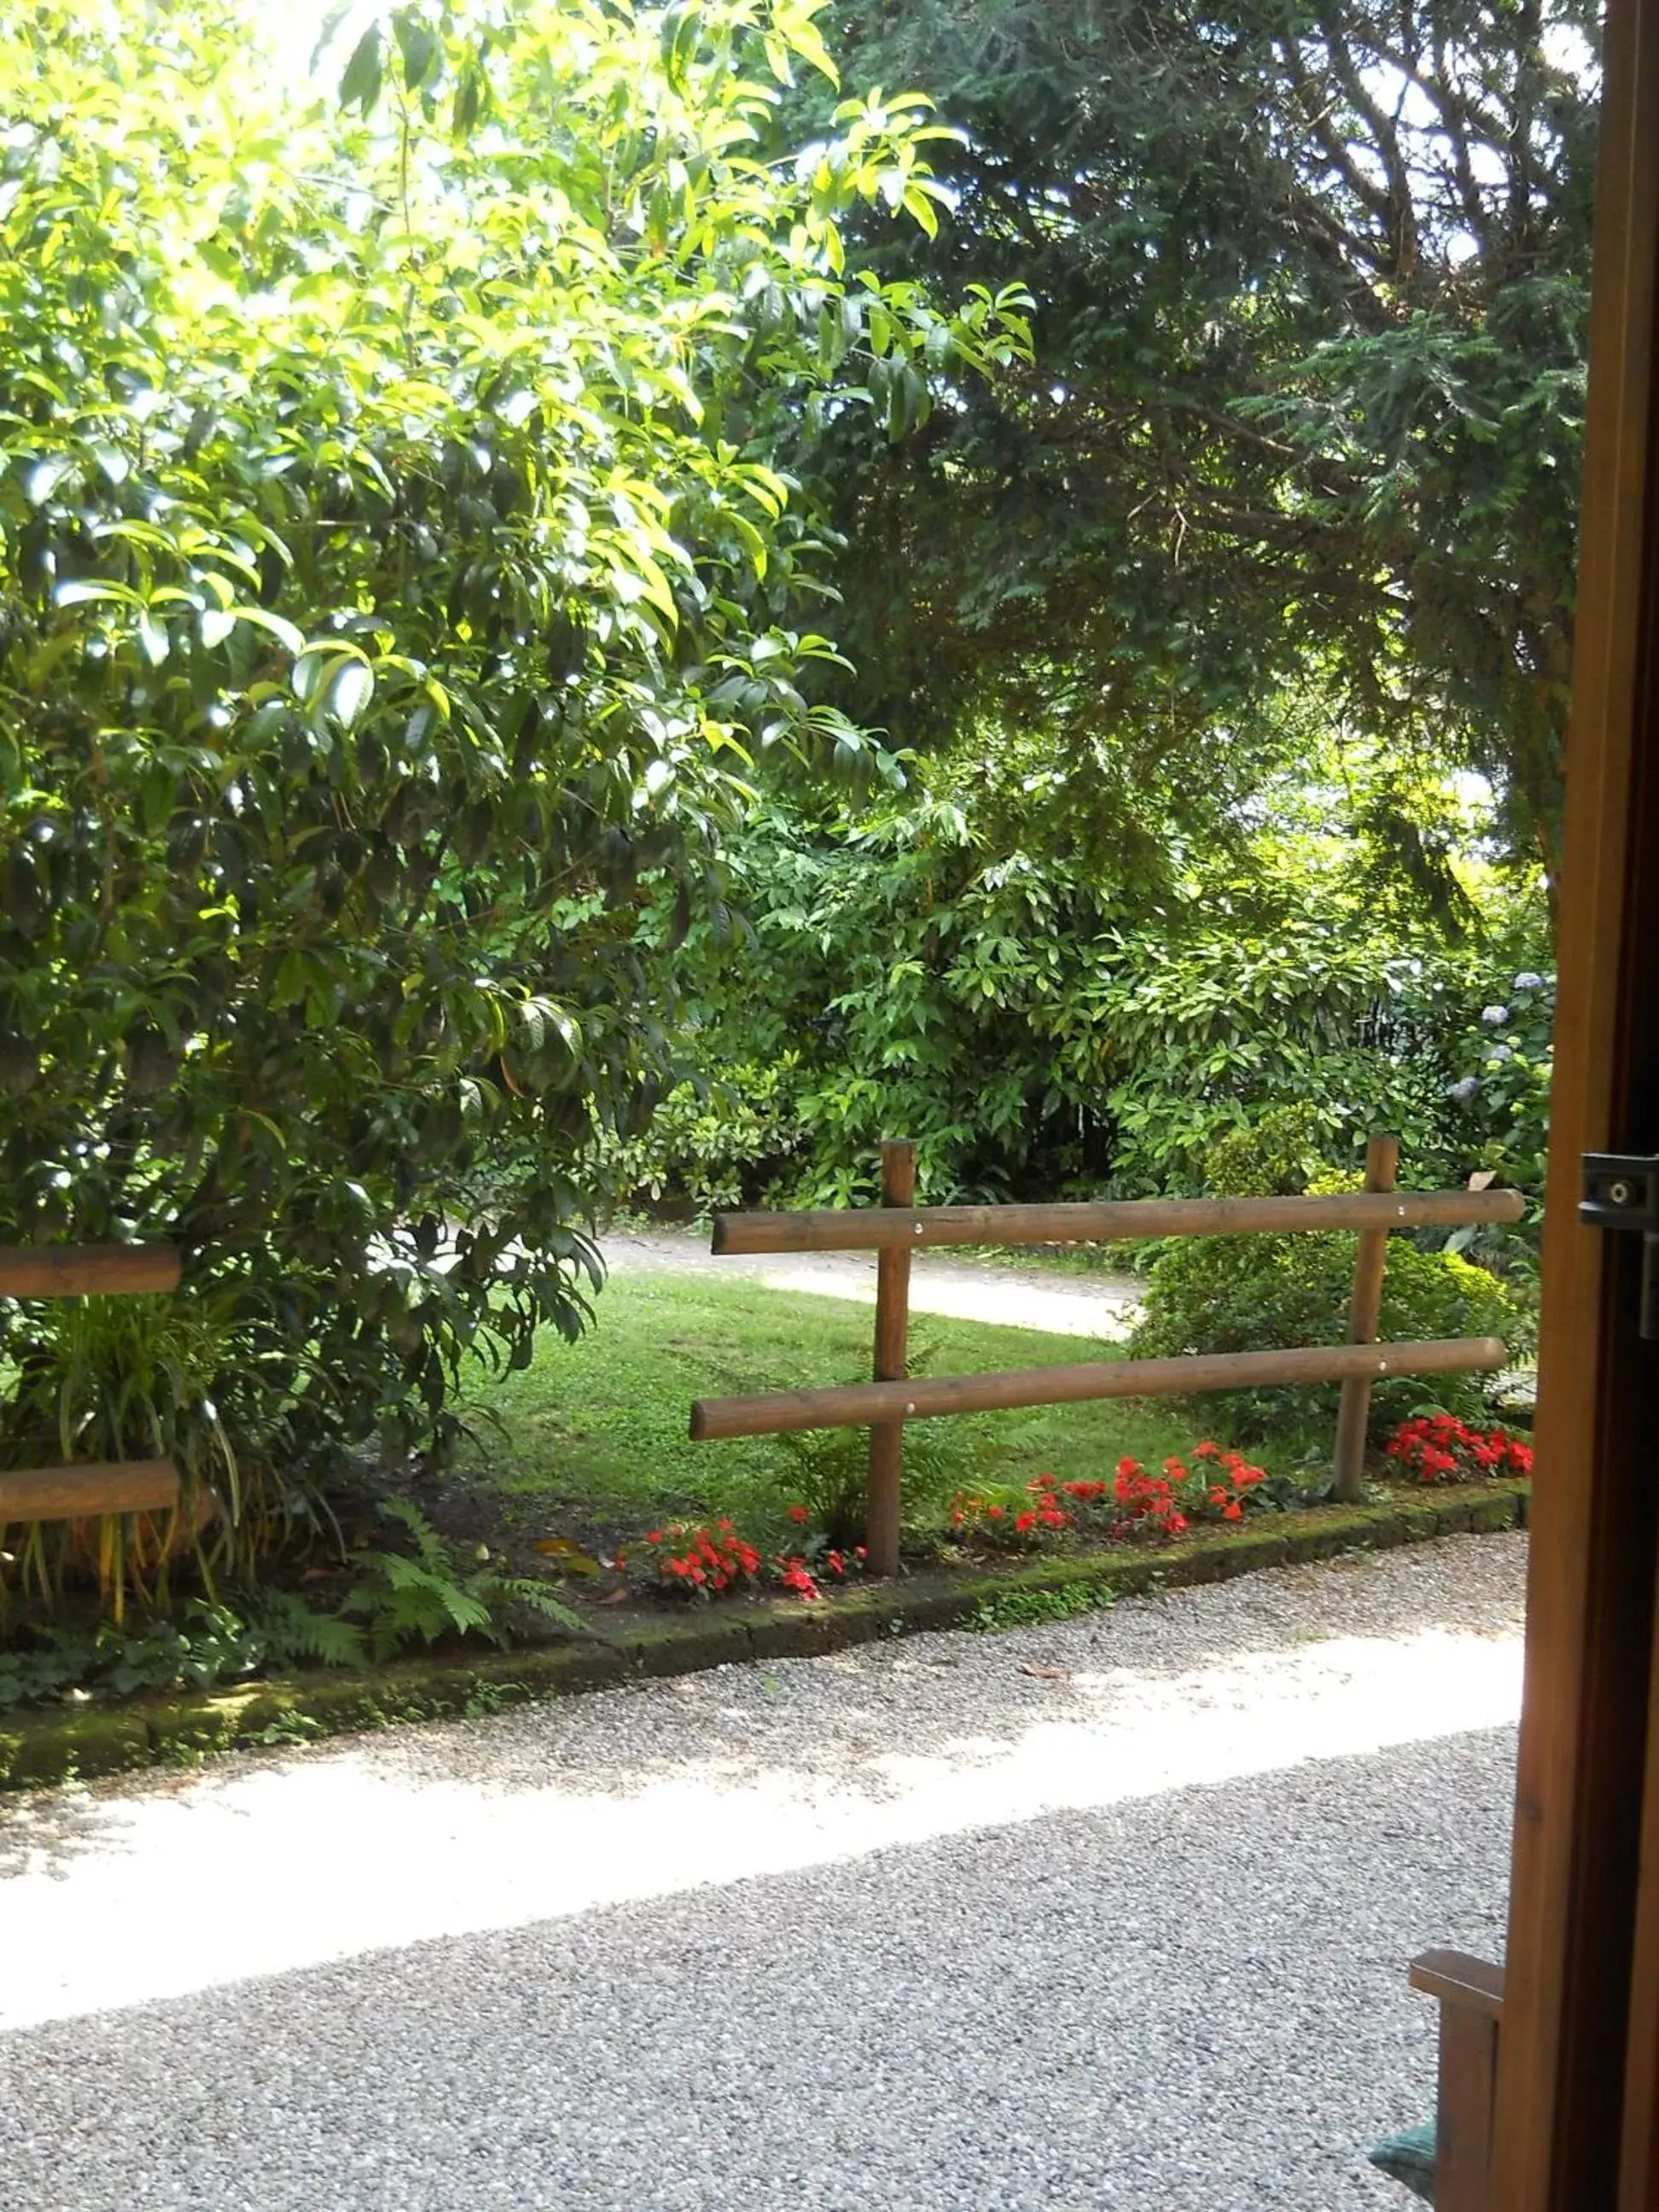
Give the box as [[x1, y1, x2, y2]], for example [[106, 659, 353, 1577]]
[[0, 1531, 1525, 2210], [603, 1226, 1144, 1340]]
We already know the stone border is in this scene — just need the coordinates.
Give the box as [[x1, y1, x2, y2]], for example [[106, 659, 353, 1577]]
[[0, 1480, 1528, 1792]]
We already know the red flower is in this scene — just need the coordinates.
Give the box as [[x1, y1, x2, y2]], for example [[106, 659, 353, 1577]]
[[1222, 1500, 1243, 1522], [786, 1504, 809, 1524], [1193, 1441, 1220, 1459], [1014, 1511, 1038, 1533]]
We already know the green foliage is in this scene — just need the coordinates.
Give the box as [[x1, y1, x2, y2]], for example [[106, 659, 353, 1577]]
[[805, 0, 1597, 882], [245, 1587, 370, 1671], [1126, 1071, 1523, 1453], [1092, 937, 1467, 1197], [1442, 963, 1556, 1243], [969, 1580, 1116, 1633], [1133, 1235, 1520, 1449], [595, 743, 1554, 1209], [0, 1600, 264, 1710], [343, 1499, 579, 1659], [772, 1408, 969, 1545], [590, 1054, 809, 1214], [0, 1500, 580, 1706], [0, 1289, 315, 1623], [0, 1589, 367, 1709], [1202, 1109, 1335, 1202], [0, 0, 1027, 1553]]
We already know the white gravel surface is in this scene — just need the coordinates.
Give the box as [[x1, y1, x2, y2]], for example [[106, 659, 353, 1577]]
[[604, 1227, 1144, 1339], [0, 1531, 1525, 2210]]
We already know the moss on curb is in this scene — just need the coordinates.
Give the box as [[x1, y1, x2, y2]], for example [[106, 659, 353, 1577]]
[[1, 1479, 1528, 1792]]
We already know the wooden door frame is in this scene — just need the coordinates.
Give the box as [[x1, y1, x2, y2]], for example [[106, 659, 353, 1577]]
[[1490, 0, 1659, 2202]]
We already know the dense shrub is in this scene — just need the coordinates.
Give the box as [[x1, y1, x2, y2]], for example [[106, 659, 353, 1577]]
[[1132, 1224, 1521, 1450], [591, 758, 1554, 1213]]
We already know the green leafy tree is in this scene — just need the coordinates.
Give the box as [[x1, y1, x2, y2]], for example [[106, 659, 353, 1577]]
[[0, 0, 1027, 1529], [597, 732, 1546, 1208], [801, 0, 1598, 892]]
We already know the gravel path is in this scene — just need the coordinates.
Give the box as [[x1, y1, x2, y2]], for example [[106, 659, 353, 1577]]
[[603, 1226, 1144, 1340], [0, 1532, 1525, 2210]]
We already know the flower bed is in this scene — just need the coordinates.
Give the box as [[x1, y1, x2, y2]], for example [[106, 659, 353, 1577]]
[[944, 1442, 1272, 1553], [610, 1442, 1284, 1601], [1385, 1414, 1533, 1483], [623, 1517, 867, 1604], [604, 1424, 1531, 1610]]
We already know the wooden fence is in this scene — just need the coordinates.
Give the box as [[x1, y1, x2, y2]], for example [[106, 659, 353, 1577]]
[[0, 1243, 182, 1524], [690, 1136, 1527, 1575]]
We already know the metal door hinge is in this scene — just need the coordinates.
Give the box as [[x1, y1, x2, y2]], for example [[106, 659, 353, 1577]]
[[1580, 1153, 1659, 1340]]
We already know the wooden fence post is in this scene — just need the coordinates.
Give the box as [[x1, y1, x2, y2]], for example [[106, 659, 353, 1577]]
[[865, 1138, 915, 1576], [1332, 1132, 1400, 1502]]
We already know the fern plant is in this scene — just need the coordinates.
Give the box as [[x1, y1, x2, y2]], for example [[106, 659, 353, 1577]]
[[246, 1588, 370, 1671], [773, 1420, 972, 1545], [0, 1593, 358, 1710], [342, 1499, 581, 1660], [767, 1321, 976, 1545]]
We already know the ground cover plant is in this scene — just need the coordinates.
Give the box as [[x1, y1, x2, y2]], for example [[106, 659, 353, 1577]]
[[454, 1271, 1525, 1597]]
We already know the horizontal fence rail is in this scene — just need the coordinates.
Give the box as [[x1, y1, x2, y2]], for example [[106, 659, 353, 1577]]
[[0, 1244, 183, 1526], [0, 1243, 181, 1300], [690, 1336, 1510, 1441], [692, 1135, 1527, 1573], [711, 1187, 1527, 1256], [0, 1461, 181, 1523]]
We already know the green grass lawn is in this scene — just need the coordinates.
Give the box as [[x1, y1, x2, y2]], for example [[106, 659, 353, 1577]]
[[459, 1269, 1199, 1545]]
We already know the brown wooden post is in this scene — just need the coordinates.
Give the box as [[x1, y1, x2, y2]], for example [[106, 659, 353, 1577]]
[[864, 1139, 914, 1578], [1490, 4, 1659, 2197], [1411, 1951, 1507, 2212], [1331, 1132, 1400, 1503]]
